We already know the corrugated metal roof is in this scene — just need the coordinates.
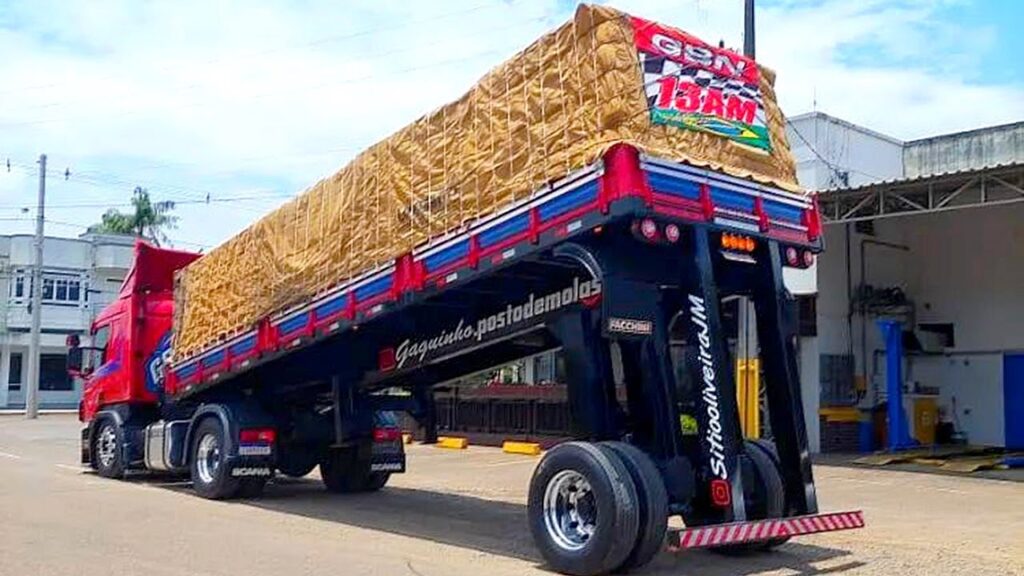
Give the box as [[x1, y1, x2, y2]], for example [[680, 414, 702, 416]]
[[818, 160, 1024, 196]]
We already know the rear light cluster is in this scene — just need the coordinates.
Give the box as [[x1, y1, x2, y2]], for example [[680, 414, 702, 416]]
[[784, 246, 815, 269], [633, 218, 681, 244], [373, 427, 403, 442], [721, 233, 755, 252], [239, 428, 276, 444], [710, 478, 732, 507]]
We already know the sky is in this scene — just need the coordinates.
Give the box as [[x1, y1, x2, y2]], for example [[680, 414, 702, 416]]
[[1, 0, 1022, 250]]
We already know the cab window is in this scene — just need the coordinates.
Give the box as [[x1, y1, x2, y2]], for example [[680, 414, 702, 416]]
[[91, 325, 112, 367]]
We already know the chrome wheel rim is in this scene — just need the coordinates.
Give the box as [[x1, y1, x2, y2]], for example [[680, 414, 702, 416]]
[[196, 433, 221, 484], [96, 425, 117, 468], [543, 469, 597, 551]]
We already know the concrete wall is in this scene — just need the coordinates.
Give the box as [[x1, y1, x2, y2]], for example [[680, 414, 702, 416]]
[[905, 122, 1024, 178]]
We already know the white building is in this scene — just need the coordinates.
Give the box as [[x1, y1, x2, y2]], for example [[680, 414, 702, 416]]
[[787, 112, 1024, 451], [0, 232, 134, 408]]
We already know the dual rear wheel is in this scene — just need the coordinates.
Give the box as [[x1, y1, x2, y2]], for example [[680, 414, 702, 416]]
[[529, 439, 789, 575], [528, 441, 668, 576]]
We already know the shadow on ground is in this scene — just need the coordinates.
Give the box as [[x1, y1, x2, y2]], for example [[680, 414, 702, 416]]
[[150, 475, 866, 575]]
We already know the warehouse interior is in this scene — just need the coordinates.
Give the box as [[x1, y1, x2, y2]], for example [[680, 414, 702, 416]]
[[814, 152, 1024, 453]]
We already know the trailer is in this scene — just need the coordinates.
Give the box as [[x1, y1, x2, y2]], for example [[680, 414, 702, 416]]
[[71, 143, 862, 575]]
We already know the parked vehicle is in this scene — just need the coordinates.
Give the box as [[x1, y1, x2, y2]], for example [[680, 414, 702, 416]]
[[71, 145, 862, 575]]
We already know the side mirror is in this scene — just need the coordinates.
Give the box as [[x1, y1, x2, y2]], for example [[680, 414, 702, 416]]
[[66, 346, 83, 375]]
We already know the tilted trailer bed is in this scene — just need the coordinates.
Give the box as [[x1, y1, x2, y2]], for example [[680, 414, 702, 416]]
[[75, 145, 862, 576]]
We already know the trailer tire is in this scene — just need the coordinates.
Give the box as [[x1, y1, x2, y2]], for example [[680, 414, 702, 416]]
[[528, 442, 640, 576], [599, 441, 669, 573], [712, 440, 786, 555], [93, 419, 126, 479], [190, 418, 240, 500], [746, 439, 791, 550]]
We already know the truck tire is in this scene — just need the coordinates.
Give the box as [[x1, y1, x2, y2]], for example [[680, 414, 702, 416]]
[[712, 440, 786, 555], [599, 442, 669, 573], [746, 439, 791, 550], [527, 441, 640, 576], [190, 418, 241, 500], [93, 419, 126, 479], [320, 447, 374, 493]]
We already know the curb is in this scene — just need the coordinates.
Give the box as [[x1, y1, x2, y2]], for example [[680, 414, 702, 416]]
[[502, 441, 542, 456], [435, 436, 469, 450]]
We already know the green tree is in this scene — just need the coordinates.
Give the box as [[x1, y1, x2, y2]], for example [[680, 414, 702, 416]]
[[89, 187, 179, 246]]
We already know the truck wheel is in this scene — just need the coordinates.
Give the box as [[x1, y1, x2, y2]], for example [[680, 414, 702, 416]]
[[712, 440, 786, 555], [599, 441, 669, 572], [320, 447, 372, 493], [528, 442, 640, 576], [746, 439, 791, 550], [190, 418, 240, 500], [93, 419, 126, 479]]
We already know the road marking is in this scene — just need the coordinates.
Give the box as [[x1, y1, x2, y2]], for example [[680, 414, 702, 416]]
[[55, 463, 85, 472], [0, 451, 22, 459]]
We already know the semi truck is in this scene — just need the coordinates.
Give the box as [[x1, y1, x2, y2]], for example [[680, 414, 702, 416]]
[[71, 144, 862, 575], [70, 7, 863, 574]]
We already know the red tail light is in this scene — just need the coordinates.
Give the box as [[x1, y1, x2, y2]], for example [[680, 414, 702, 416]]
[[239, 428, 276, 444], [373, 427, 402, 442], [710, 478, 732, 507], [664, 223, 681, 243], [785, 246, 799, 266], [639, 218, 659, 240]]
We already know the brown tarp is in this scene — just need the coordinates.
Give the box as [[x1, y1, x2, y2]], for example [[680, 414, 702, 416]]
[[173, 4, 799, 360]]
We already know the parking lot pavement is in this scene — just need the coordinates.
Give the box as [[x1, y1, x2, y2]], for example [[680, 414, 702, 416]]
[[1, 414, 1022, 576]]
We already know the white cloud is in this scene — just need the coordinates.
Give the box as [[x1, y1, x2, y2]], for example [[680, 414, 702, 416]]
[[1, 0, 1020, 248]]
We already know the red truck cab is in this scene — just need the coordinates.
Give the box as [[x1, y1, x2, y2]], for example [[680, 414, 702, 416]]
[[76, 241, 199, 423]]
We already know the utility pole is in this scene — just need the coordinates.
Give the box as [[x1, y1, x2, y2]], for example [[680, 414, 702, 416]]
[[25, 154, 45, 419], [743, 0, 756, 58], [737, 0, 759, 437]]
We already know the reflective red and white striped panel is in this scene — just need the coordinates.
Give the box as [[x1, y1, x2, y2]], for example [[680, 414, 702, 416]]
[[671, 510, 865, 549]]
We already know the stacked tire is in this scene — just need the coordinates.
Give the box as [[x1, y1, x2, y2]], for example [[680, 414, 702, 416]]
[[527, 441, 668, 576]]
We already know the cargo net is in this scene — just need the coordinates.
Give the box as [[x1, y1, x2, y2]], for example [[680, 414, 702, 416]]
[[172, 4, 800, 361]]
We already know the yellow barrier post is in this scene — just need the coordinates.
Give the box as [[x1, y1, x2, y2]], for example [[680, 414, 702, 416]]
[[737, 358, 761, 439]]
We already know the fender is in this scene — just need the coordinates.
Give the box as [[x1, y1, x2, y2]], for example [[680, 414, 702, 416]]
[[84, 405, 133, 467], [182, 400, 276, 467]]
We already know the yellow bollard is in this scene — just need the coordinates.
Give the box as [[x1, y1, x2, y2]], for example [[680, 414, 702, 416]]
[[736, 358, 761, 439]]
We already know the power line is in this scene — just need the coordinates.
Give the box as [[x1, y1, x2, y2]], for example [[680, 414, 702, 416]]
[[0, 2, 506, 98], [1, 11, 552, 127]]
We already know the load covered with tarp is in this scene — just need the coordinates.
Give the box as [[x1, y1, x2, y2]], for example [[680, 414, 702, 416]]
[[172, 4, 800, 360]]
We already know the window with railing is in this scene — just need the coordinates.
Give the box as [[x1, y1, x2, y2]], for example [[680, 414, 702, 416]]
[[8, 269, 88, 307]]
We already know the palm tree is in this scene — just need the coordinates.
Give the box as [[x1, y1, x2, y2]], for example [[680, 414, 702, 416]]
[[89, 187, 179, 246]]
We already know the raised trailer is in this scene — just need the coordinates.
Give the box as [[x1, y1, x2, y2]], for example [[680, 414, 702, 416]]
[[73, 145, 861, 576]]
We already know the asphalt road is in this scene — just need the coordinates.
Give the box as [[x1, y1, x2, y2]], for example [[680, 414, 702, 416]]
[[1, 415, 1021, 576]]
